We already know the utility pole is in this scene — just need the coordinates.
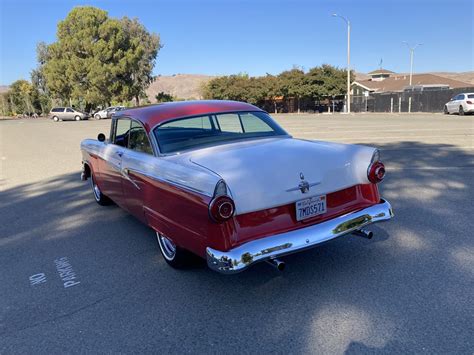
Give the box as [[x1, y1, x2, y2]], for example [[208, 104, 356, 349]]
[[333, 14, 351, 114], [402, 42, 423, 86]]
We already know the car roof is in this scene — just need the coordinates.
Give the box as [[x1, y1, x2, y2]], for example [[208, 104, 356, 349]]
[[114, 100, 264, 132]]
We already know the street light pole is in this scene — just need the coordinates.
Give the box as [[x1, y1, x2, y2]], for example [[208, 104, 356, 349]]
[[333, 14, 351, 114], [402, 42, 423, 86]]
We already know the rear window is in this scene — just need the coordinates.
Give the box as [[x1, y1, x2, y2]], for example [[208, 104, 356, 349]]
[[51, 107, 64, 112], [154, 111, 287, 154], [468, 94, 474, 99]]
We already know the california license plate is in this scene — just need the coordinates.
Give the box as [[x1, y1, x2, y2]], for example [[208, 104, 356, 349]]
[[295, 195, 327, 221]]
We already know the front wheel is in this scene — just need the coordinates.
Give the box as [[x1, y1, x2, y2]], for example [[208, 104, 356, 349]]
[[444, 106, 449, 115], [459, 106, 464, 116], [75, 115, 81, 121], [94, 114, 101, 120], [156, 232, 196, 269]]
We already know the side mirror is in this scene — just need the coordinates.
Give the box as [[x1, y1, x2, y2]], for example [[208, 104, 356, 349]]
[[98, 133, 106, 142]]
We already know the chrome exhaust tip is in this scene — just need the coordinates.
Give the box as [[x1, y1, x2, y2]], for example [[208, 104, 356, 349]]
[[352, 228, 373, 239], [266, 258, 286, 271]]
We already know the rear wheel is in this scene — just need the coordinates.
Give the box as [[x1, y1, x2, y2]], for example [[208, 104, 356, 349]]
[[90, 172, 111, 206], [52, 116, 59, 122], [444, 106, 449, 115], [75, 115, 81, 121], [156, 232, 196, 269], [459, 106, 464, 116]]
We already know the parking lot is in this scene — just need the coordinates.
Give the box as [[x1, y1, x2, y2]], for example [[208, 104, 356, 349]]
[[1, 113, 473, 353]]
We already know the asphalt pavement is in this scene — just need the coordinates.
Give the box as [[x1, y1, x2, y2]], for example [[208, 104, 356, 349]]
[[0, 113, 473, 353]]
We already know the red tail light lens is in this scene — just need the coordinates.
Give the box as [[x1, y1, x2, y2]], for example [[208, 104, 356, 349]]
[[368, 161, 386, 183], [209, 195, 235, 223], [466, 101, 473, 104]]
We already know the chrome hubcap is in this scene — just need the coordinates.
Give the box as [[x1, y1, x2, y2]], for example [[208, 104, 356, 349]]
[[157, 233, 176, 260], [91, 176, 101, 201]]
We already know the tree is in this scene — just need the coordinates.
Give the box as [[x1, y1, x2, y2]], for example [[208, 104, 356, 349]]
[[278, 68, 309, 114], [42, 6, 161, 108], [9, 80, 34, 114], [155, 92, 174, 103], [258, 75, 282, 113], [307, 64, 355, 100], [31, 42, 52, 114], [119, 17, 161, 105]]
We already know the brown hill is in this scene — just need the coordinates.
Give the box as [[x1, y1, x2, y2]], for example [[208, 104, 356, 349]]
[[145, 74, 213, 102]]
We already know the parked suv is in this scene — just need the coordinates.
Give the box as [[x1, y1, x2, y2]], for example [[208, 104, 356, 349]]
[[50, 107, 89, 122], [444, 93, 474, 115]]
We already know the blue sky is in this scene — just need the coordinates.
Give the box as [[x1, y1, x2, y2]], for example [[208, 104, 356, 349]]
[[0, 0, 472, 85]]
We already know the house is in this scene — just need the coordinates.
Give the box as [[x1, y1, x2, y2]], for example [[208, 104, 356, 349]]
[[352, 69, 470, 96]]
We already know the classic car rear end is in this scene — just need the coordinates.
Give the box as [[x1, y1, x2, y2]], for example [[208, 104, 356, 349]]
[[80, 101, 393, 274]]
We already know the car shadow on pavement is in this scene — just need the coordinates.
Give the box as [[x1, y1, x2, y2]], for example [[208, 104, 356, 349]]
[[0, 141, 473, 353]]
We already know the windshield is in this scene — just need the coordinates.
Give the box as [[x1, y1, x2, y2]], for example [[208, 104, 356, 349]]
[[153, 111, 288, 154]]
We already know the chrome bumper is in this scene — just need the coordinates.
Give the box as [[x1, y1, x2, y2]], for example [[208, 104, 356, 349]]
[[206, 199, 393, 274]]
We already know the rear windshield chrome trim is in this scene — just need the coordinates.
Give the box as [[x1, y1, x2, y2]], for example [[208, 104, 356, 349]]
[[156, 135, 292, 157]]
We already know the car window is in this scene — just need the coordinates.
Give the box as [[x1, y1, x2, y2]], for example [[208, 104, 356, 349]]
[[51, 107, 64, 112], [66, 108, 74, 112], [239, 112, 274, 133], [154, 111, 287, 154], [129, 121, 153, 155], [456, 94, 464, 100], [216, 113, 243, 133], [162, 115, 212, 129], [468, 94, 474, 99], [113, 118, 131, 148]]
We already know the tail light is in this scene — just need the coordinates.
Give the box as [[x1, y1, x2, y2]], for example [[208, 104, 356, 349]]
[[466, 101, 473, 105], [367, 149, 386, 183], [368, 162, 386, 183], [209, 180, 235, 223]]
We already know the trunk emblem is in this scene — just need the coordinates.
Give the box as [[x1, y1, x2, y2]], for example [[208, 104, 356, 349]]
[[286, 173, 320, 194], [299, 173, 310, 193]]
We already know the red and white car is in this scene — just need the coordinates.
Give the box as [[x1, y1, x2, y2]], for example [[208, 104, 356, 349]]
[[80, 100, 393, 274]]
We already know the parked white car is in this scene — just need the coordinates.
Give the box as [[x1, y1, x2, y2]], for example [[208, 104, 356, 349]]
[[444, 93, 474, 115], [93, 106, 125, 120]]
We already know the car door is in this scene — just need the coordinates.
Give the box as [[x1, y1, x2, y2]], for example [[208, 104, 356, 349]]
[[121, 120, 155, 222], [100, 118, 131, 208], [456, 94, 465, 111], [63, 107, 74, 120]]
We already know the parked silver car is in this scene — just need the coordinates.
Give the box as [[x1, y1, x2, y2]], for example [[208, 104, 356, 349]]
[[93, 106, 125, 120], [50, 107, 89, 122], [444, 93, 474, 115]]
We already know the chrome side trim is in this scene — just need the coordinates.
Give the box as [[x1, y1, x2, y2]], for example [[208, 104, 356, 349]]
[[121, 168, 141, 190], [206, 199, 394, 274], [126, 167, 212, 197]]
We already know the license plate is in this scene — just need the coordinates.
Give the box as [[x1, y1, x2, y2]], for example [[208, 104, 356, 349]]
[[295, 195, 327, 221]]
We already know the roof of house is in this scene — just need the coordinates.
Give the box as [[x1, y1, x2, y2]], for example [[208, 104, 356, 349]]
[[115, 100, 263, 132], [353, 74, 472, 93], [367, 68, 396, 75]]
